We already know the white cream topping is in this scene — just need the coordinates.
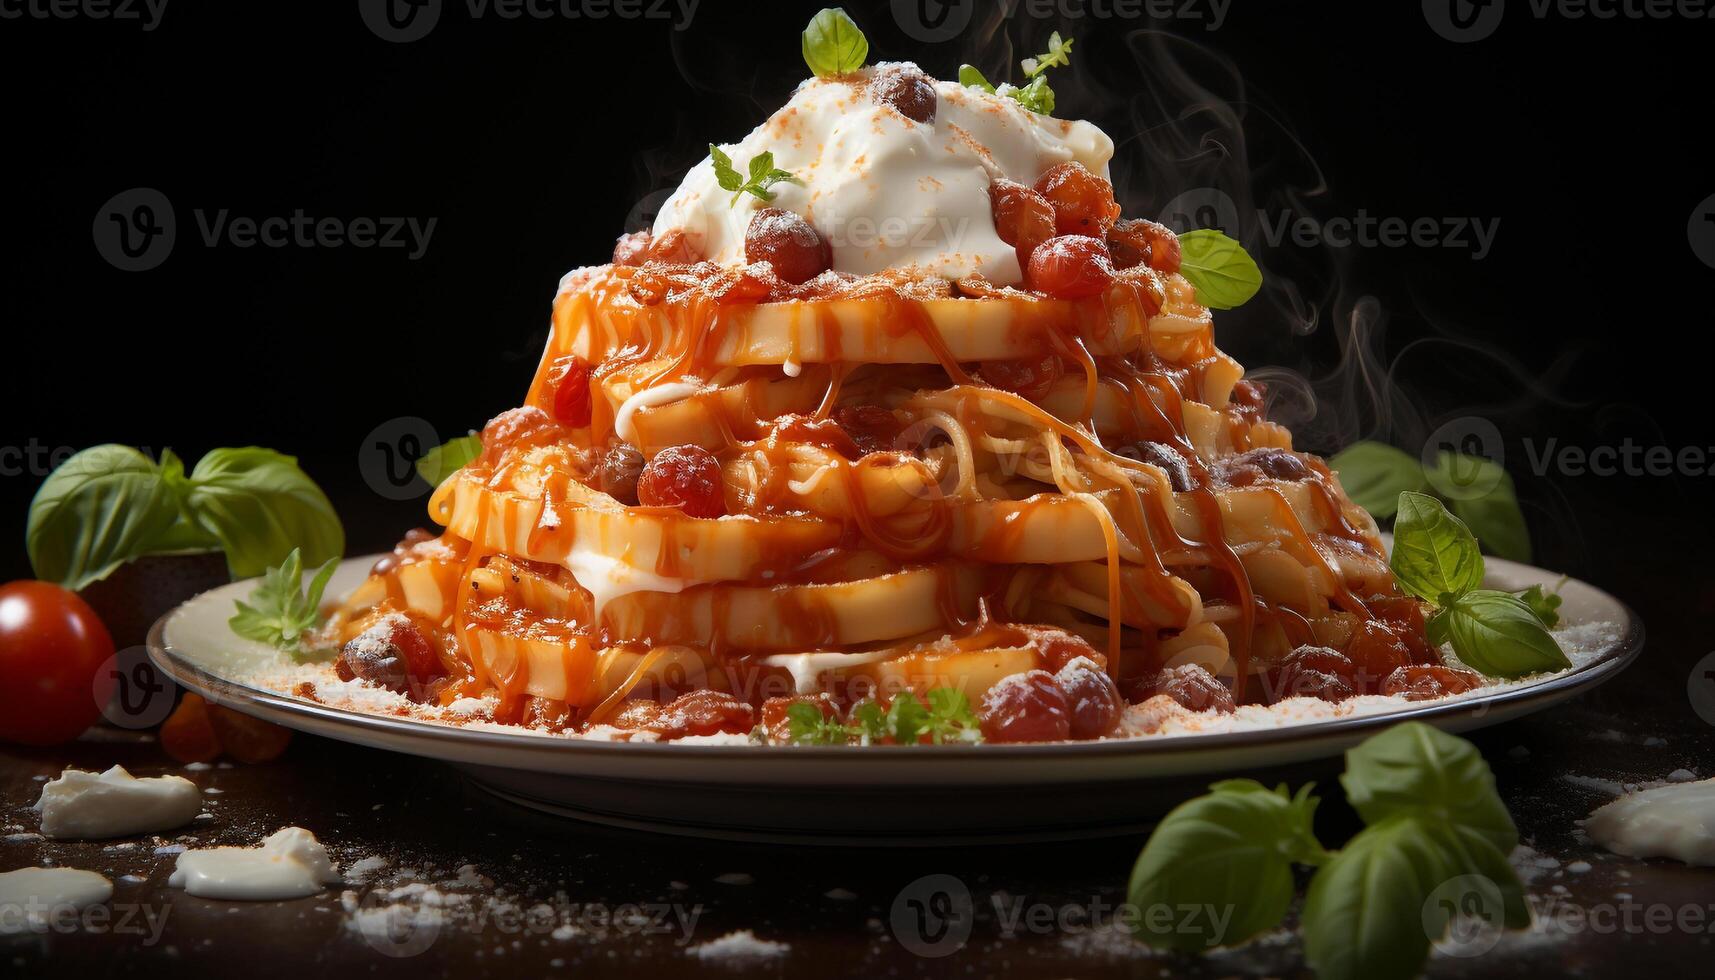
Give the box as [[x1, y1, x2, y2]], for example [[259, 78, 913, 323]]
[[34, 765, 202, 840], [1584, 778, 1715, 866], [761, 650, 894, 695], [167, 827, 341, 900], [653, 64, 1114, 285], [613, 381, 701, 447], [564, 536, 695, 620], [0, 868, 112, 933]]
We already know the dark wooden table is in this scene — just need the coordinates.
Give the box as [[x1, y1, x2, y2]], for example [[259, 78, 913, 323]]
[[4, 656, 1711, 979]]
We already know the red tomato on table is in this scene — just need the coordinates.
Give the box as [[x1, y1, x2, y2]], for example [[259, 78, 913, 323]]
[[0, 581, 115, 746]]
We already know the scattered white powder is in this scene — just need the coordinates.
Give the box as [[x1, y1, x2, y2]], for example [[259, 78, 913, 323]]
[[685, 930, 789, 964], [713, 873, 754, 886], [1667, 768, 1698, 783], [344, 856, 391, 883]]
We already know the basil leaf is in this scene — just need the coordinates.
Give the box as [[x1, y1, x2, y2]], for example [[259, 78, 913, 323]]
[[1128, 780, 1325, 952], [184, 448, 344, 579], [1389, 491, 1483, 603], [801, 7, 867, 79], [26, 445, 182, 590], [417, 434, 481, 488], [1515, 583, 1562, 628], [1301, 814, 1458, 980], [1329, 442, 1426, 518], [709, 144, 742, 192], [1440, 589, 1570, 678], [1175, 229, 1262, 310], [886, 692, 929, 745], [958, 64, 994, 93], [1431, 452, 1531, 562], [923, 687, 982, 744], [230, 548, 339, 656], [1340, 721, 1518, 855], [847, 699, 886, 744], [785, 701, 846, 745], [1427, 821, 1531, 930]]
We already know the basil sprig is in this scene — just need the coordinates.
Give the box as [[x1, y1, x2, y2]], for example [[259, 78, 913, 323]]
[[1176, 229, 1263, 310], [801, 7, 867, 79], [784, 689, 981, 745], [229, 548, 339, 662], [1129, 723, 1530, 980], [1390, 491, 1568, 678], [709, 146, 802, 207], [28, 444, 344, 590], [1331, 441, 1531, 562], [959, 32, 1076, 116]]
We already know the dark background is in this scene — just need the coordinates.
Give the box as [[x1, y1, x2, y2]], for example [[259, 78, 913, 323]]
[[3, 1, 1712, 702]]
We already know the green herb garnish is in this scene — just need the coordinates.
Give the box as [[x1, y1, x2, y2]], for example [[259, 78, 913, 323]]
[[1129, 722, 1530, 980], [801, 7, 868, 79], [958, 32, 1075, 117], [1175, 229, 1263, 310], [785, 701, 849, 745], [783, 690, 982, 746], [229, 548, 340, 662], [416, 433, 481, 487], [28, 445, 344, 590], [710, 145, 803, 207], [1331, 442, 1532, 563], [1390, 491, 1568, 677]]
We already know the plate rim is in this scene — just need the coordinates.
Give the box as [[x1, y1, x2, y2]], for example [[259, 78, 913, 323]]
[[145, 556, 1645, 764]]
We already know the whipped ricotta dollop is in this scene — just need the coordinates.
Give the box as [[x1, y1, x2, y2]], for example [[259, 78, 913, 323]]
[[1584, 777, 1715, 866], [0, 868, 113, 933], [168, 827, 341, 900], [652, 63, 1114, 285], [34, 765, 202, 840]]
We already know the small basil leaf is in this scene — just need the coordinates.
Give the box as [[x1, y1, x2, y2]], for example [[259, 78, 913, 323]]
[[958, 64, 995, 93], [801, 7, 867, 79], [1010, 75, 1055, 115], [1329, 442, 1426, 518], [1515, 583, 1562, 628], [1301, 814, 1457, 980], [886, 692, 929, 744], [26, 445, 181, 590], [1128, 780, 1324, 952], [1175, 229, 1262, 310], [709, 144, 741, 192], [185, 448, 344, 579], [1340, 721, 1518, 855], [1389, 491, 1484, 603], [416, 434, 481, 488], [1440, 589, 1571, 678]]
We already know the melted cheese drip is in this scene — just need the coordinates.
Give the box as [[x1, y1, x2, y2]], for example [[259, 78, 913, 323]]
[[613, 381, 701, 447]]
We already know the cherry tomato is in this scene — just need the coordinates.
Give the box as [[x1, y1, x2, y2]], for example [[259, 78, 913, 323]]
[[0, 581, 116, 746]]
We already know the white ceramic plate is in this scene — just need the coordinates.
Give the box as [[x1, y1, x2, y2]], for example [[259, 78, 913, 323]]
[[148, 552, 1641, 844]]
